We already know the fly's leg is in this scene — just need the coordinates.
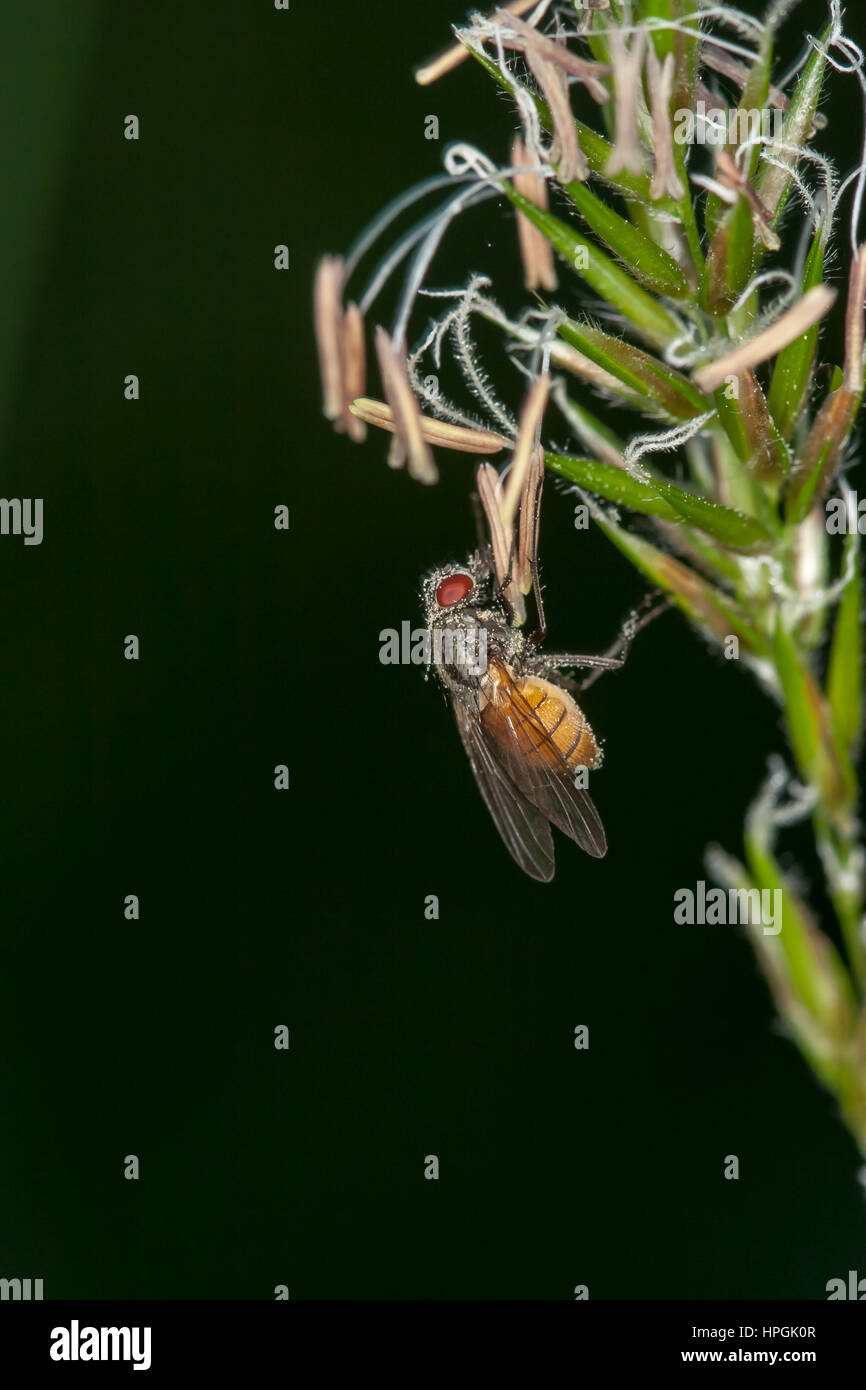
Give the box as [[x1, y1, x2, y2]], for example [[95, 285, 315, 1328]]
[[573, 590, 670, 691], [533, 653, 624, 686], [532, 590, 670, 690], [537, 660, 617, 698], [525, 558, 546, 644]]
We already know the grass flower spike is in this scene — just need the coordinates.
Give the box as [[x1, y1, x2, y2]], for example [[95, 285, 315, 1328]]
[[317, 0, 866, 1169]]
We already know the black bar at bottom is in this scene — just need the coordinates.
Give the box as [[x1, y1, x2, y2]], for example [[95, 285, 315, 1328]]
[[0, 1299, 863, 1376]]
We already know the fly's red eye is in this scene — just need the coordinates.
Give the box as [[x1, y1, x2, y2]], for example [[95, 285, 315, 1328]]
[[436, 572, 473, 608]]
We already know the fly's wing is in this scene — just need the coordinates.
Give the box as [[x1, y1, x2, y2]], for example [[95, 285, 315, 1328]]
[[480, 659, 607, 858], [454, 700, 555, 882]]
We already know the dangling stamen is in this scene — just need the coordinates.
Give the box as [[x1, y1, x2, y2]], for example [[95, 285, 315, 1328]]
[[414, 0, 542, 86], [715, 149, 781, 251], [692, 286, 837, 392], [647, 48, 685, 201], [606, 28, 647, 178], [492, 10, 612, 103], [524, 49, 589, 183], [375, 327, 438, 484], [511, 135, 557, 291], [313, 255, 346, 424], [343, 303, 367, 442], [350, 397, 508, 454], [500, 373, 551, 534]]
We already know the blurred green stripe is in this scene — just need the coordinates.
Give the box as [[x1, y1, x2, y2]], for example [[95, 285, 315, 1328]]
[[0, 1, 101, 447]]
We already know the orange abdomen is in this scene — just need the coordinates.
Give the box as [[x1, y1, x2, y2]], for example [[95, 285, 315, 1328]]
[[517, 675, 600, 770]]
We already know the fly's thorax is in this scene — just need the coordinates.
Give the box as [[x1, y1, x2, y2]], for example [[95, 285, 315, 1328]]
[[428, 605, 499, 690]]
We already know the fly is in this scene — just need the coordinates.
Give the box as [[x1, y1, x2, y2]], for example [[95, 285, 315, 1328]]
[[420, 460, 662, 882]]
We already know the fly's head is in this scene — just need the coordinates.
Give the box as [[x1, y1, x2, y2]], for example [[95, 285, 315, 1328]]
[[421, 549, 490, 621]]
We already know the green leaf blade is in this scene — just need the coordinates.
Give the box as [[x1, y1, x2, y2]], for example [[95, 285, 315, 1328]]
[[504, 186, 682, 350], [562, 178, 689, 298], [772, 618, 856, 822], [767, 229, 826, 440], [827, 533, 863, 756], [557, 320, 708, 419]]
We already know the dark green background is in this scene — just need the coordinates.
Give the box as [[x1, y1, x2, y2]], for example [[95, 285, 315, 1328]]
[[0, 0, 864, 1299]]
